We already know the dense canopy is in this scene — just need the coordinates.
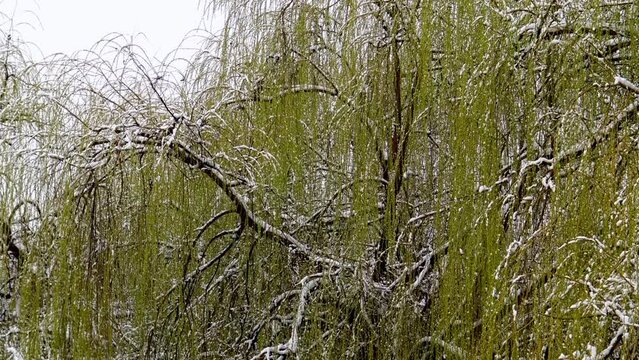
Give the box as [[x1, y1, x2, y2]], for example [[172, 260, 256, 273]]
[[0, 0, 638, 359]]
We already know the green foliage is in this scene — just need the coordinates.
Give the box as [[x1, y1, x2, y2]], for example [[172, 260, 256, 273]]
[[0, 0, 638, 359]]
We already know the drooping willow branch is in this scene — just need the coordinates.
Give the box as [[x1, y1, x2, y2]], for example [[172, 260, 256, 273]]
[[87, 126, 353, 271], [490, 76, 639, 192]]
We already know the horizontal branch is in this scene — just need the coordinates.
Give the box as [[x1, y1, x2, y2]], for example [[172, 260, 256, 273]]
[[407, 207, 448, 226], [222, 84, 338, 107], [517, 23, 624, 40], [195, 209, 235, 241]]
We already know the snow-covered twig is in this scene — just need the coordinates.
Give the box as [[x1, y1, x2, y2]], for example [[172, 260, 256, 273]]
[[288, 277, 321, 353], [407, 207, 448, 226], [557, 236, 606, 251], [250, 277, 321, 359], [223, 84, 338, 106], [596, 325, 625, 359], [614, 76, 639, 95]]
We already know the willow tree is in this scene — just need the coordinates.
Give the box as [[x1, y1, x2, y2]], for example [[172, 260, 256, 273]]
[[0, 0, 638, 359]]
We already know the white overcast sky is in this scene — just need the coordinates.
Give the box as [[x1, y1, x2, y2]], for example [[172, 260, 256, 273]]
[[0, 0, 217, 60]]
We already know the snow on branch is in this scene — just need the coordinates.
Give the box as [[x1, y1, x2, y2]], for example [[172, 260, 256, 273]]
[[557, 97, 639, 165], [97, 127, 353, 271], [288, 277, 321, 354], [595, 325, 625, 359], [168, 140, 351, 269], [251, 276, 322, 360], [222, 84, 338, 106], [614, 76, 639, 95], [407, 207, 448, 226], [517, 23, 624, 40]]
